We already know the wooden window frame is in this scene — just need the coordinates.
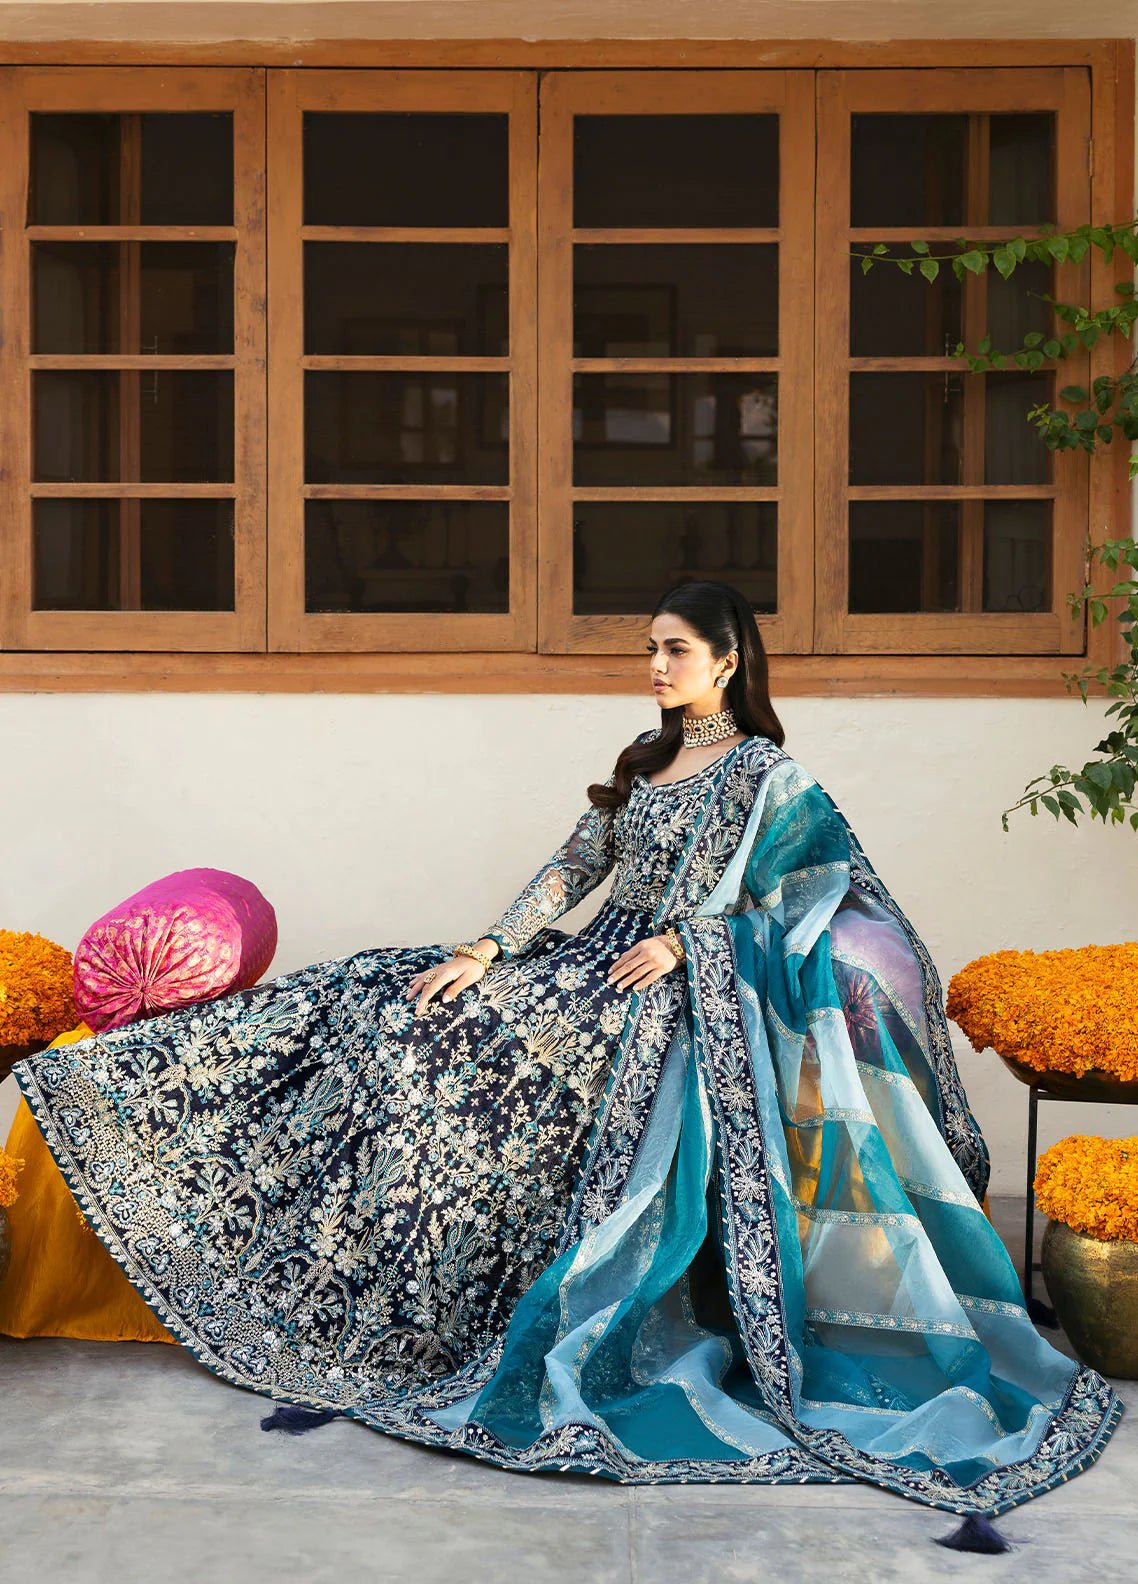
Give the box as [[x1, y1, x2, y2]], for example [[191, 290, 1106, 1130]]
[[537, 70, 815, 655], [815, 66, 1092, 656], [0, 65, 267, 652], [0, 39, 1131, 696], [266, 69, 538, 653]]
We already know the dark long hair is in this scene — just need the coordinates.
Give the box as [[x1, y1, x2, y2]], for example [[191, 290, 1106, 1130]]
[[587, 580, 785, 810]]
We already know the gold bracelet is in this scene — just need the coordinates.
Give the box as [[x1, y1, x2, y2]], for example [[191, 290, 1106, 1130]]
[[662, 927, 686, 964], [454, 942, 495, 973]]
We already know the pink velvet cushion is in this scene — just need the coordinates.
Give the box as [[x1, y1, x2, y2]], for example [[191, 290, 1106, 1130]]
[[73, 868, 278, 1033]]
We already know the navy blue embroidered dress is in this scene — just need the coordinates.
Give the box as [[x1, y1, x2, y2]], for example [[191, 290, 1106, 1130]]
[[13, 731, 1122, 1517]]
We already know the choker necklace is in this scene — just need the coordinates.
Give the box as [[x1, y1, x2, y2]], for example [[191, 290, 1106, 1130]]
[[682, 707, 738, 749]]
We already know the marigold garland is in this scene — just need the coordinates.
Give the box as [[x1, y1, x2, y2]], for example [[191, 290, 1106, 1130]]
[[0, 1148, 24, 1209], [0, 929, 76, 1048], [946, 943, 1138, 1082], [1034, 1134, 1138, 1243]]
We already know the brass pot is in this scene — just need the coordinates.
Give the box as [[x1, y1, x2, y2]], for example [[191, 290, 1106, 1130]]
[[1042, 1218, 1138, 1378], [997, 1052, 1138, 1101], [0, 1206, 10, 1286]]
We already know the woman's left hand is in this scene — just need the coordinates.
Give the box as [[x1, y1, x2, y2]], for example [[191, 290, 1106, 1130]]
[[607, 936, 681, 993]]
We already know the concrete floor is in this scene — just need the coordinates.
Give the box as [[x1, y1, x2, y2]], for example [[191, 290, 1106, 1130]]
[[0, 1197, 1134, 1584]]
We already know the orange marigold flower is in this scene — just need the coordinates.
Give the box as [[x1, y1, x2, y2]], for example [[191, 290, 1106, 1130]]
[[1034, 1134, 1138, 1243], [0, 1148, 25, 1209], [947, 944, 1138, 1083], [0, 929, 76, 1048]]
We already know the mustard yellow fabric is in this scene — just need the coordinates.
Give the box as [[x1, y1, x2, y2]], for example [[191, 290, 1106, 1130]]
[[0, 1024, 177, 1344]]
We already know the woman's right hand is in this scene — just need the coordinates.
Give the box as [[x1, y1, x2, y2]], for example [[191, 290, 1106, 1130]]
[[404, 940, 499, 1017]]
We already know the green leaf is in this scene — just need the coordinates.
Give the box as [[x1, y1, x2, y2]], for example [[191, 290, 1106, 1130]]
[[1060, 385, 1089, 403], [959, 250, 987, 275], [919, 258, 940, 283], [1040, 794, 1061, 819], [910, 240, 930, 255]]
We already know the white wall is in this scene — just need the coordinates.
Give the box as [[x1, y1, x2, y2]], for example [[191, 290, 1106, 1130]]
[[2, 692, 1136, 1190], [1, 1, 1137, 43]]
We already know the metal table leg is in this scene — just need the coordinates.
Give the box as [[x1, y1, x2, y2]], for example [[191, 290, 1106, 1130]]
[[1023, 1084, 1058, 1327], [1024, 1085, 1038, 1307]]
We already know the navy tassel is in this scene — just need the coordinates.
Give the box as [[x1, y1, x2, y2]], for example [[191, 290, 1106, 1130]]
[[934, 1514, 1014, 1555], [260, 1403, 344, 1434]]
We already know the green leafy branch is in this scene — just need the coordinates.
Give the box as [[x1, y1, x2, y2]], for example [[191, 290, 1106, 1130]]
[[951, 283, 1138, 481], [855, 219, 1138, 284], [999, 534, 1138, 832], [855, 222, 1138, 833], [855, 221, 1138, 480]]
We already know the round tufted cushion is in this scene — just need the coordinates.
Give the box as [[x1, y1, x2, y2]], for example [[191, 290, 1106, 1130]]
[[73, 869, 278, 1033]]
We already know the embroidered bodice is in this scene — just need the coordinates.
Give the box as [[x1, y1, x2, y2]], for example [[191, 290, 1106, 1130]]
[[484, 738, 764, 958], [607, 772, 718, 914]]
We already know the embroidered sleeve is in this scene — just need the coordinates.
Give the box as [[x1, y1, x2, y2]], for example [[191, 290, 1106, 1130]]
[[483, 795, 618, 959]]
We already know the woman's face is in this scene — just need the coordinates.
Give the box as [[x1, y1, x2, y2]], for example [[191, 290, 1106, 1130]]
[[646, 613, 736, 713]]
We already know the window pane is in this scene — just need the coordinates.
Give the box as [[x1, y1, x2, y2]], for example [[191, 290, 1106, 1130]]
[[988, 113, 1055, 226], [849, 502, 960, 613], [985, 372, 1052, 485], [572, 503, 777, 615], [29, 113, 232, 225], [984, 501, 1051, 612], [32, 242, 234, 354], [574, 245, 778, 357], [574, 116, 778, 228], [987, 259, 1053, 348], [574, 374, 777, 486], [850, 246, 963, 357], [305, 501, 508, 613], [304, 243, 509, 355], [33, 371, 234, 482], [303, 113, 508, 227], [851, 115, 967, 228], [33, 499, 234, 611], [849, 373, 963, 486], [304, 372, 507, 485]]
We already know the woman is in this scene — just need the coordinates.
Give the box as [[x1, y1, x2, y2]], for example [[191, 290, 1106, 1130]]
[[12, 580, 1120, 1550]]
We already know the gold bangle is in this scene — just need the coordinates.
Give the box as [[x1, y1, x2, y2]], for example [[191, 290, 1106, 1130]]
[[662, 927, 686, 964], [454, 942, 495, 973]]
